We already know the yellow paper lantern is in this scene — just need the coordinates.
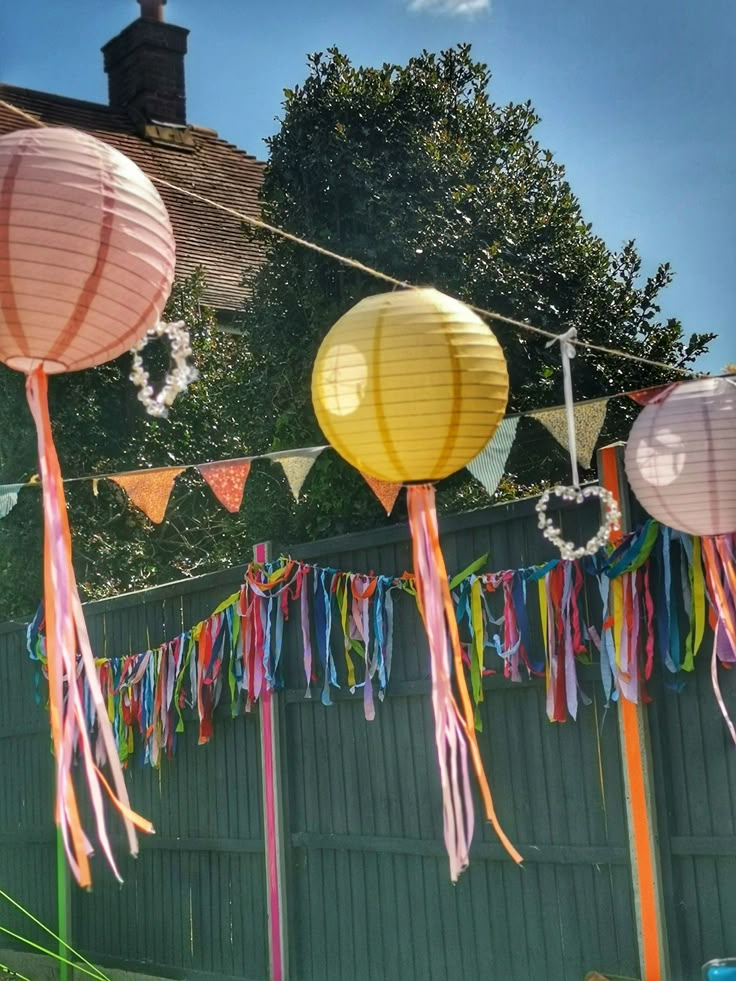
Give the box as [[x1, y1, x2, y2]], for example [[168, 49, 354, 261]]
[[311, 288, 509, 483], [311, 287, 520, 882]]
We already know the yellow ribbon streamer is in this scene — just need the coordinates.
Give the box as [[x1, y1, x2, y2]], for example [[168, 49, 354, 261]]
[[684, 536, 706, 671]]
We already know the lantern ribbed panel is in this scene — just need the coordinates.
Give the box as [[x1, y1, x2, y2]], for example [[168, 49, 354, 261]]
[[625, 377, 736, 536], [311, 288, 509, 483], [0, 127, 175, 374]]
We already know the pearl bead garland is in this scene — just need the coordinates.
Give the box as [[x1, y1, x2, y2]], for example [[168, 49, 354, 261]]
[[535, 484, 621, 561], [129, 321, 199, 418]]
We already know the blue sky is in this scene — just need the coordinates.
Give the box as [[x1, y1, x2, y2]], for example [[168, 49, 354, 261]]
[[1, 0, 733, 373]]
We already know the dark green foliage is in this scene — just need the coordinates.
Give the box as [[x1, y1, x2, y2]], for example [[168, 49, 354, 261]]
[[237, 45, 713, 534], [0, 274, 293, 617], [0, 45, 714, 618]]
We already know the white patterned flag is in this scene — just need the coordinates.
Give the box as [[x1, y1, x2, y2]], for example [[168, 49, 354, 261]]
[[276, 449, 325, 500], [529, 401, 608, 469], [466, 417, 519, 496], [0, 483, 23, 519]]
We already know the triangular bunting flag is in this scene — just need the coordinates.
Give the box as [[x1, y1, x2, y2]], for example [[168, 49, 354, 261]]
[[277, 450, 324, 500], [628, 383, 675, 406], [466, 417, 519, 496], [111, 468, 185, 524], [528, 401, 608, 469], [198, 460, 251, 513], [361, 473, 402, 515], [0, 483, 23, 519]]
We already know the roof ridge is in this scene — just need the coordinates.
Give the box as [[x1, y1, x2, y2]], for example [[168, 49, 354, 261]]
[[0, 82, 120, 116], [1, 82, 266, 164], [0, 81, 266, 311]]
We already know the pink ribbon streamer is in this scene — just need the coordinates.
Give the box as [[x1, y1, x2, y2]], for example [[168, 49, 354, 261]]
[[408, 491, 473, 881], [26, 369, 147, 886]]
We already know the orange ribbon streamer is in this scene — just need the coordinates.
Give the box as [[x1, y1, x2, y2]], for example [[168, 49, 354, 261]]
[[599, 444, 662, 981]]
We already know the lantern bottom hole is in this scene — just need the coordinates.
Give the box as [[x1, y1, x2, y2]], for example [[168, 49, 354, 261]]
[[7, 355, 68, 374]]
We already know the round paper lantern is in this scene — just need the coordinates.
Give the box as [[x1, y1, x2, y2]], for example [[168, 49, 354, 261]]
[[311, 288, 509, 484], [0, 127, 173, 888], [0, 126, 175, 374], [625, 377, 736, 536], [311, 288, 519, 882]]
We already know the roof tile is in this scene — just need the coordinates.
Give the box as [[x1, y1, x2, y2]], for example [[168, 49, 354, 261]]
[[0, 83, 265, 312]]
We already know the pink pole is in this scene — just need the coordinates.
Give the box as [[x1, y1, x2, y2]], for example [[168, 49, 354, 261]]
[[261, 690, 284, 981], [254, 541, 286, 981]]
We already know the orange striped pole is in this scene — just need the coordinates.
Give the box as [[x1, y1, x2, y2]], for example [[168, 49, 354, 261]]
[[598, 442, 669, 981]]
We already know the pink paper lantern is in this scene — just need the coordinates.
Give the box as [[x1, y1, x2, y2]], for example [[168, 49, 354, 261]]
[[0, 126, 175, 888], [625, 377, 736, 536], [0, 127, 175, 373]]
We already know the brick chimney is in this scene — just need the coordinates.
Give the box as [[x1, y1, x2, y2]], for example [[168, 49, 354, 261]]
[[102, 1, 189, 125]]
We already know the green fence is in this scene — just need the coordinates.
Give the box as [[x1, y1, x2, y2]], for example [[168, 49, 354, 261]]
[[0, 492, 733, 979]]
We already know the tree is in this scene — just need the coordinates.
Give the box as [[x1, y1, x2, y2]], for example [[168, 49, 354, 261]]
[[0, 45, 715, 618], [0, 273, 301, 618], [237, 45, 714, 539]]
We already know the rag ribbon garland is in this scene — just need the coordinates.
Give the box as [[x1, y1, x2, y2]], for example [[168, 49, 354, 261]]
[[26, 523, 735, 768]]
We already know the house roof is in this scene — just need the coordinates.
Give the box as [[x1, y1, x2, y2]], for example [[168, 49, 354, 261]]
[[0, 83, 265, 313]]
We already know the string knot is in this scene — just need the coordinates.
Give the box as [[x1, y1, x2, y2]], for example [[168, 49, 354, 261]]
[[545, 326, 578, 361], [545, 327, 581, 490]]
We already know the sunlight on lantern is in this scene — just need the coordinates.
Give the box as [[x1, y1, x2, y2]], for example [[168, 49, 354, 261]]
[[634, 429, 686, 487], [319, 343, 368, 417]]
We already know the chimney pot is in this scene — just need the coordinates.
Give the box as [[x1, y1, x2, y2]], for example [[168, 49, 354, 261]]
[[138, 0, 166, 22]]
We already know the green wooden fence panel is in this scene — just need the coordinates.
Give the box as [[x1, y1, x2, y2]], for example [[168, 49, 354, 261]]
[[0, 625, 58, 960], [0, 494, 693, 979]]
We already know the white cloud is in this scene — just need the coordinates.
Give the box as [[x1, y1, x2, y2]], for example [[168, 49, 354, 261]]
[[409, 0, 489, 15]]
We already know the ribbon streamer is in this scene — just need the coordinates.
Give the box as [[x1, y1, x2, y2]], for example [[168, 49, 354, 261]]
[[25, 368, 152, 888], [26, 523, 730, 772], [407, 484, 522, 880], [545, 327, 581, 487]]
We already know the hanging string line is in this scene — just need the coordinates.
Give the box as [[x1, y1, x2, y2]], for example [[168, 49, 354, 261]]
[[5, 374, 727, 492], [151, 175, 703, 379], [0, 97, 705, 380]]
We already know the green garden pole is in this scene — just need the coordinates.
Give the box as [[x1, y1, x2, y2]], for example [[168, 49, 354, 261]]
[[56, 827, 70, 981]]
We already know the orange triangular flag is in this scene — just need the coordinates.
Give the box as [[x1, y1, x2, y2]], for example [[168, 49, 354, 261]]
[[198, 460, 251, 513], [111, 468, 184, 524], [361, 473, 402, 515]]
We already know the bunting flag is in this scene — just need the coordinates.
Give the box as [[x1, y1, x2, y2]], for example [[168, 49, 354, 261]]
[[111, 468, 185, 524], [26, 520, 723, 769], [466, 417, 519, 496], [628, 384, 675, 406], [198, 460, 251, 513], [276, 450, 323, 500], [529, 401, 608, 468], [361, 473, 403, 515], [0, 483, 23, 518]]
